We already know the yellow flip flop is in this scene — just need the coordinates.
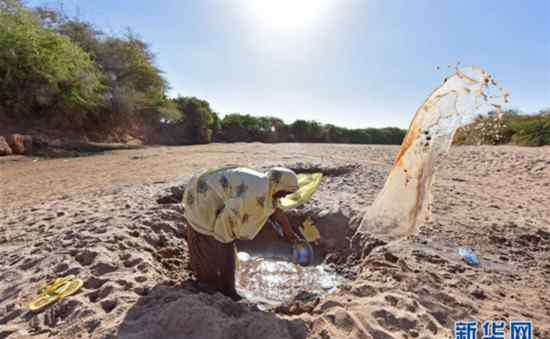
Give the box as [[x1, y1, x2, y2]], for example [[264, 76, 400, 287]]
[[28, 293, 59, 312], [57, 277, 83, 299], [38, 276, 71, 294], [29, 275, 83, 311]]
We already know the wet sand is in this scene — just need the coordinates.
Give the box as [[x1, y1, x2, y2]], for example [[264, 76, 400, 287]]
[[1, 143, 549, 338]]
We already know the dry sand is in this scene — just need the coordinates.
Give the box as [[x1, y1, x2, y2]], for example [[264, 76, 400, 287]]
[[1, 143, 549, 338]]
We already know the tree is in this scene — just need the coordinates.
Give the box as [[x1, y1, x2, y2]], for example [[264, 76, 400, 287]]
[[291, 120, 324, 142], [55, 18, 170, 128], [174, 97, 214, 144], [0, 0, 103, 127]]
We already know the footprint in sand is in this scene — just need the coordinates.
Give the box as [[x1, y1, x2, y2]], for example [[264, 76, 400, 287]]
[[53, 262, 69, 273], [18, 257, 43, 271], [136, 262, 150, 273], [134, 276, 147, 283], [123, 256, 143, 268], [350, 283, 379, 297], [371, 309, 418, 333], [100, 299, 118, 313], [90, 262, 118, 276], [86, 284, 114, 303], [74, 250, 98, 266], [115, 279, 134, 290], [84, 276, 108, 290], [94, 227, 108, 234]]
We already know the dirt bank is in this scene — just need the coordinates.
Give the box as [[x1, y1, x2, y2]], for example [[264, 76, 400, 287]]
[[1, 144, 549, 338]]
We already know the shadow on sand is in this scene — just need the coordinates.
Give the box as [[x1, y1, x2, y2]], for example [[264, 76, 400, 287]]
[[116, 280, 309, 339], [30, 141, 144, 158]]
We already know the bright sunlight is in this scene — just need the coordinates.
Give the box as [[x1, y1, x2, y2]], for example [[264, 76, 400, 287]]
[[244, 0, 333, 32]]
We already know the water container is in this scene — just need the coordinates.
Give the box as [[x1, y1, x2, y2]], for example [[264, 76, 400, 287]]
[[292, 241, 314, 266], [458, 247, 480, 266]]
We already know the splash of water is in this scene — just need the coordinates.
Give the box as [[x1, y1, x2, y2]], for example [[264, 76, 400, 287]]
[[356, 66, 508, 241], [236, 253, 345, 309]]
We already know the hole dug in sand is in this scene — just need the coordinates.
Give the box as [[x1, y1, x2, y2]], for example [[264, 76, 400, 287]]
[[235, 210, 351, 311], [154, 164, 362, 314], [236, 189, 354, 314], [233, 164, 362, 312]]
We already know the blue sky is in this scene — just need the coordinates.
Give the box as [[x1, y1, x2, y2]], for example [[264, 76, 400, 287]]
[[28, 0, 549, 128]]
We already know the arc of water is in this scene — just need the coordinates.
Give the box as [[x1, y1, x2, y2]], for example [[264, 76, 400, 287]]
[[356, 66, 508, 242]]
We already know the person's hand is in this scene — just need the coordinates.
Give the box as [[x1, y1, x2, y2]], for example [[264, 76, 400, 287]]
[[271, 208, 296, 243], [283, 228, 297, 243]]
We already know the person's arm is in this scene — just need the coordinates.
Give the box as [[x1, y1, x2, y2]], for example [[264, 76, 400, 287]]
[[271, 208, 296, 243]]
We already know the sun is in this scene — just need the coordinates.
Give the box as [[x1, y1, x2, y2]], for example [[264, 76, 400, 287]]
[[245, 0, 332, 32]]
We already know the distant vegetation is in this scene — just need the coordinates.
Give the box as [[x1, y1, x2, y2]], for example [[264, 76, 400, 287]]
[[1, 0, 173, 138], [453, 109, 550, 146], [0, 0, 405, 145], [1, 0, 545, 147], [215, 114, 406, 144]]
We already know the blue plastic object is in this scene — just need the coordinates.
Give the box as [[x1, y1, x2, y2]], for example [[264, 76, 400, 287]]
[[458, 247, 480, 266], [293, 241, 314, 266]]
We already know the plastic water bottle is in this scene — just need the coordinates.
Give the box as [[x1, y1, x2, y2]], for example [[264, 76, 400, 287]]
[[458, 247, 480, 266], [293, 241, 314, 266]]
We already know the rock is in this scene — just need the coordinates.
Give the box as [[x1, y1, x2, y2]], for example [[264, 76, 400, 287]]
[[0, 136, 13, 156], [6, 134, 31, 154]]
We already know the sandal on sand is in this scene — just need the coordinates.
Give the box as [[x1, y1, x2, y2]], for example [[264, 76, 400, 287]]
[[29, 275, 83, 311]]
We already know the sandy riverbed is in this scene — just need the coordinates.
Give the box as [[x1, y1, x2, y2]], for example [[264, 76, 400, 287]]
[[1, 143, 549, 338]]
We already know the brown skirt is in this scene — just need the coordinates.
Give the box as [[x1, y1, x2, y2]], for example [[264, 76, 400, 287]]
[[186, 226, 239, 300]]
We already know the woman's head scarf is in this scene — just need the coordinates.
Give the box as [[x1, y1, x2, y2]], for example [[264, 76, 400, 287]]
[[267, 167, 299, 196]]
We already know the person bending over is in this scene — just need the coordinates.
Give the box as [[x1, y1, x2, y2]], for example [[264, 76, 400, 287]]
[[183, 166, 298, 300]]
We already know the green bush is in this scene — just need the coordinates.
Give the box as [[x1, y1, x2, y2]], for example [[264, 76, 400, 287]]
[[57, 20, 169, 127], [454, 110, 550, 146], [0, 0, 172, 136], [218, 114, 279, 142], [0, 0, 103, 127], [508, 113, 550, 146], [215, 114, 406, 145], [290, 120, 324, 142], [174, 97, 217, 144]]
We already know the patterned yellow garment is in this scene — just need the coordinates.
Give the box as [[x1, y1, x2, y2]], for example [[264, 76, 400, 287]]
[[183, 167, 298, 243]]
